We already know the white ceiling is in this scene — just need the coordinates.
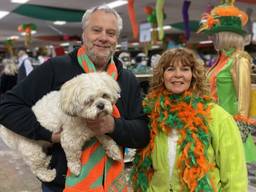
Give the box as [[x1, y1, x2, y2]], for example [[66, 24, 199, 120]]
[[0, 0, 255, 47]]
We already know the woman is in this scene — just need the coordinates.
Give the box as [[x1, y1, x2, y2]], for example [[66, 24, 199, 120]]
[[131, 48, 247, 191], [0, 58, 17, 95]]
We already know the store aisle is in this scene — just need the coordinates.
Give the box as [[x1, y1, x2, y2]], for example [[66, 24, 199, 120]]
[[0, 137, 41, 192], [0, 137, 255, 192]]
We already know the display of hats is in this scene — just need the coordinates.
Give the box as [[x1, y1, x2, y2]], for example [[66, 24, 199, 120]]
[[197, 0, 248, 36]]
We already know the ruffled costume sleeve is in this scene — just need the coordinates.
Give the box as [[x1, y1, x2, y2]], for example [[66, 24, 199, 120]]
[[231, 51, 252, 117]]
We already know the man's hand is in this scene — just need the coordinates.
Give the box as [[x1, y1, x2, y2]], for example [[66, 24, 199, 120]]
[[86, 114, 115, 135], [51, 128, 63, 143]]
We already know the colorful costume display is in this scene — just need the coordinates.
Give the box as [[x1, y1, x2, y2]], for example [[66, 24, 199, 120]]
[[198, 0, 256, 163]]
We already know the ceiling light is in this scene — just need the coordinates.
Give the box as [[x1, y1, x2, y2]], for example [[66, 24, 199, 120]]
[[199, 40, 213, 44], [60, 42, 70, 47], [9, 36, 19, 40], [150, 25, 172, 31], [0, 11, 9, 19], [21, 31, 37, 36], [106, 0, 127, 8], [53, 21, 67, 25], [11, 0, 29, 3]]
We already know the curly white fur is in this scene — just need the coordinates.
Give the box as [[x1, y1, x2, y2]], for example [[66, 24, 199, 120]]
[[0, 72, 122, 182]]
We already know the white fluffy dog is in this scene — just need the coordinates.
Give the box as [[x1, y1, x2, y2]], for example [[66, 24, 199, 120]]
[[0, 72, 122, 182]]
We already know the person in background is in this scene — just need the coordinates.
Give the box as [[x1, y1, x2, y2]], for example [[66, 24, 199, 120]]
[[131, 48, 247, 192], [198, 0, 256, 163], [0, 58, 18, 95], [118, 51, 132, 69], [37, 47, 50, 65], [17, 50, 33, 82], [0, 5, 149, 192]]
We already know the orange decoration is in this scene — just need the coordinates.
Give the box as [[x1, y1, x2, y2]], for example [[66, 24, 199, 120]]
[[128, 0, 139, 40]]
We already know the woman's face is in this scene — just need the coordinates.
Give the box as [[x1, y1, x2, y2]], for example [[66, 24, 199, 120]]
[[163, 62, 192, 94]]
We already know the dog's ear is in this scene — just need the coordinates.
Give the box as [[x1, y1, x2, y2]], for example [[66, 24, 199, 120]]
[[100, 72, 121, 102], [60, 75, 84, 116]]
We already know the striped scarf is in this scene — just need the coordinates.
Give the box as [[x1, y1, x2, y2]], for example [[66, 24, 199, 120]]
[[64, 46, 127, 192]]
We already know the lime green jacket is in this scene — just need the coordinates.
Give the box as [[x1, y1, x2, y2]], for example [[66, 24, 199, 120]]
[[148, 104, 247, 192]]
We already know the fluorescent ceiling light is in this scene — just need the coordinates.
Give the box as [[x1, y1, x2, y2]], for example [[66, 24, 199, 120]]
[[106, 0, 127, 8], [199, 40, 213, 44], [53, 21, 67, 25], [9, 36, 19, 40], [21, 31, 37, 36], [150, 25, 172, 31], [0, 11, 9, 19], [60, 42, 70, 47], [11, 0, 29, 3]]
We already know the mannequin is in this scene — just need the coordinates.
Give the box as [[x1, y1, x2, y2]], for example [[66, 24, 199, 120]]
[[134, 52, 149, 74], [150, 54, 161, 68], [252, 58, 256, 74], [198, 0, 256, 163], [118, 51, 132, 69]]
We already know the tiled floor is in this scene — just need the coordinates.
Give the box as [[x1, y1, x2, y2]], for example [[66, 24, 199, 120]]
[[0, 138, 255, 192], [0, 138, 41, 192]]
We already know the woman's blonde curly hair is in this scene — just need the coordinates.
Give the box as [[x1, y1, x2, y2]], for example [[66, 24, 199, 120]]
[[2, 59, 18, 76], [149, 48, 209, 97]]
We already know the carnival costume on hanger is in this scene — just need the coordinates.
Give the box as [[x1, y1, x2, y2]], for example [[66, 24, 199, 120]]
[[198, 0, 256, 163]]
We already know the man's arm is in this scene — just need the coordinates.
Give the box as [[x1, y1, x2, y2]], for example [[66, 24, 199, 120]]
[[0, 60, 55, 142], [109, 71, 149, 148]]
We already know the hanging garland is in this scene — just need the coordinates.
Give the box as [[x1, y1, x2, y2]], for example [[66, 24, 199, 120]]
[[4, 39, 14, 57], [144, 5, 166, 43], [156, 0, 165, 41], [182, 0, 191, 41], [128, 0, 139, 40], [131, 88, 217, 192], [17, 23, 37, 48]]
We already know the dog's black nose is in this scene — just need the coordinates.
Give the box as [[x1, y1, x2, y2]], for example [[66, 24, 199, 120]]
[[97, 103, 105, 110]]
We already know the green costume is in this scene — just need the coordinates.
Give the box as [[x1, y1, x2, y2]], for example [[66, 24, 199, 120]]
[[208, 50, 256, 163], [198, 0, 256, 164]]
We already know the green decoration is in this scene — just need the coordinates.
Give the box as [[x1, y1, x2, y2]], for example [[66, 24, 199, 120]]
[[13, 4, 84, 22]]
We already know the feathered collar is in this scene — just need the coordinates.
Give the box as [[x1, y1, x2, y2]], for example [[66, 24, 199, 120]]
[[131, 88, 217, 192]]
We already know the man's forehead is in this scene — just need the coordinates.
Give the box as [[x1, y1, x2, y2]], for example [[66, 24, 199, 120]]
[[87, 11, 117, 28], [90, 10, 117, 21]]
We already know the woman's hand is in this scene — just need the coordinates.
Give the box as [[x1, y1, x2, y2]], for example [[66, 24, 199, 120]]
[[86, 114, 115, 135]]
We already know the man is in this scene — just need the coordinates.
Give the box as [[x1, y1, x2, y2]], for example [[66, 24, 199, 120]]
[[17, 50, 33, 82], [0, 5, 149, 192]]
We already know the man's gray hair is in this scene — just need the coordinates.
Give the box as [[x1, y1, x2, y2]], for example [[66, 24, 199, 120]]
[[81, 5, 123, 36]]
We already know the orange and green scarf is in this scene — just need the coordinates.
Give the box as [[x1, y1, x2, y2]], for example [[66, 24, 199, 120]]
[[131, 88, 216, 192], [64, 46, 127, 192]]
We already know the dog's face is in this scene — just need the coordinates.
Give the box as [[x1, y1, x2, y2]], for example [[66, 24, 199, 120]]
[[60, 72, 120, 119]]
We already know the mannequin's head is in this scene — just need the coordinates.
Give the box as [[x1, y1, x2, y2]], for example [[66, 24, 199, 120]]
[[150, 54, 161, 68], [198, 1, 249, 51], [135, 53, 148, 66], [212, 31, 245, 51], [118, 52, 131, 68]]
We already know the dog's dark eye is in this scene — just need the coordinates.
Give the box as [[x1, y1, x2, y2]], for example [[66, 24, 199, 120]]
[[84, 96, 94, 106], [102, 93, 110, 99]]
